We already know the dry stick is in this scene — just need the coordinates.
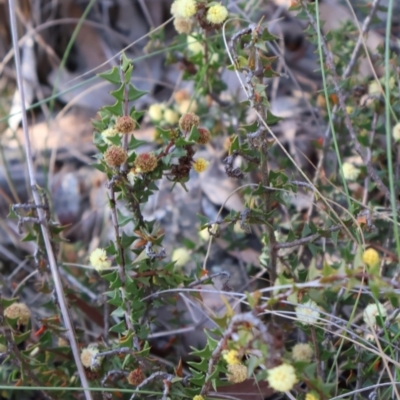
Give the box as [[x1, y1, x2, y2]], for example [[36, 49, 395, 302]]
[[199, 312, 276, 397], [276, 224, 342, 249], [229, 25, 278, 283], [129, 372, 174, 400], [6, 2, 92, 399], [302, 2, 394, 206]]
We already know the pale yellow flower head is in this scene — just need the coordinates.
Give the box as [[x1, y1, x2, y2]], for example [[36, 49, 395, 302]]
[[368, 81, 381, 96], [193, 396, 204, 400], [342, 162, 360, 181], [266, 363, 298, 392], [295, 299, 320, 325], [80, 346, 103, 370], [223, 349, 240, 365], [193, 158, 209, 173], [4, 303, 31, 326], [172, 247, 191, 268], [187, 35, 204, 54], [101, 127, 119, 144], [89, 248, 112, 271], [363, 302, 387, 328], [171, 0, 197, 18], [206, 4, 228, 24], [179, 99, 198, 114], [306, 393, 320, 400], [164, 109, 180, 125], [393, 122, 400, 142], [292, 343, 313, 362], [148, 103, 165, 121], [362, 248, 380, 268]]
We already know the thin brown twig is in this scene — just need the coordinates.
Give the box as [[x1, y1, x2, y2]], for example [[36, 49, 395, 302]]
[[129, 372, 174, 400], [276, 224, 342, 249], [7, 1, 92, 398], [229, 23, 278, 283], [200, 312, 276, 396]]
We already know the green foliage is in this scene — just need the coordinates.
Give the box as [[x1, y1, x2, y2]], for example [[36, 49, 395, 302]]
[[3, 0, 400, 399]]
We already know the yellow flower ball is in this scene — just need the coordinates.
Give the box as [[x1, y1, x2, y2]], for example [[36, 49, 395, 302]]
[[187, 35, 204, 54], [193, 158, 209, 173], [223, 349, 240, 365], [393, 122, 400, 142], [306, 393, 319, 400], [148, 103, 164, 121], [362, 248, 380, 268], [171, 0, 197, 18], [4, 303, 31, 326], [295, 299, 320, 325], [368, 81, 381, 95], [206, 4, 228, 25], [164, 109, 180, 125], [267, 363, 298, 392], [193, 396, 204, 400], [80, 346, 102, 370], [171, 247, 191, 268], [363, 302, 387, 328], [227, 363, 248, 383], [292, 343, 313, 362], [101, 127, 119, 144], [179, 99, 198, 114], [342, 162, 360, 181], [89, 248, 112, 271]]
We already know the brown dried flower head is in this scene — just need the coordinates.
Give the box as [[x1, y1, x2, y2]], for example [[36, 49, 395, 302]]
[[174, 17, 193, 34], [196, 127, 211, 144], [134, 152, 158, 173], [104, 145, 128, 167], [179, 112, 200, 132], [115, 116, 136, 134], [4, 302, 31, 326], [127, 368, 145, 386]]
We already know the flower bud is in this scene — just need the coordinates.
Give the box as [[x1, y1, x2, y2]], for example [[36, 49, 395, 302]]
[[115, 116, 136, 134], [127, 368, 145, 385], [104, 145, 128, 167], [196, 127, 211, 144], [134, 152, 158, 173], [179, 112, 200, 132]]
